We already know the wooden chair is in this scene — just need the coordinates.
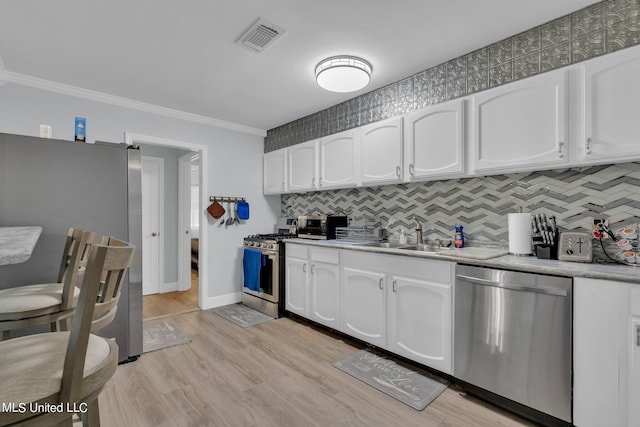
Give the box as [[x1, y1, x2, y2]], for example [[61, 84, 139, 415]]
[[0, 228, 96, 340], [91, 236, 130, 334], [0, 241, 136, 427]]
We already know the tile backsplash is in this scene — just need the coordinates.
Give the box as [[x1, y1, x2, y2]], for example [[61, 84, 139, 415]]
[[265, 0, 640, 152], [281, 163, 640, 244]]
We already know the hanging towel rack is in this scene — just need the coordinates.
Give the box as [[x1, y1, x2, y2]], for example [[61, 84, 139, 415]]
[[210, 196, 246, 203]]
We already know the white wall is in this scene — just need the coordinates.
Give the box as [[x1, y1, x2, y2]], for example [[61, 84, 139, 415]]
[[0, 81, 281, 308]]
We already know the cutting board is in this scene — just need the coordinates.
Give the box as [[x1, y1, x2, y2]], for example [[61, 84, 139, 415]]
[[440, 247, 508, 260]]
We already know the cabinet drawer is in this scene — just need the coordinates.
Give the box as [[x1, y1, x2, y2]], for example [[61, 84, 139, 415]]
[[286, 243, 308, 259], [310, 247, 339, 264]]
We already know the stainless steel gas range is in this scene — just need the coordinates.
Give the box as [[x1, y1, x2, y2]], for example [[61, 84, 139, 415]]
[[242, 233, 296, 318]]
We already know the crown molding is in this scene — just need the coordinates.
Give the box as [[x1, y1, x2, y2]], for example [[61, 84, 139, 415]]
[[3, 71, 267, 137]]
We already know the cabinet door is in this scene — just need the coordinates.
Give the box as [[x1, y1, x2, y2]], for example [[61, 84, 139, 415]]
[[319, 130, 357, 189], [285, 257, 308, 316], [340, 267, 386, 347], [309, 262, 340, 328], [470, 69, 568, 174], [263, 149, 286, 194], [630, 315, 640, 427], [574, 278, 630, 427], [387, 274, 452, 373], [358, 117, 403, 185], [404, 99, 465, 181], [580, 46, 640, 163], [287, 140, 318, 192]]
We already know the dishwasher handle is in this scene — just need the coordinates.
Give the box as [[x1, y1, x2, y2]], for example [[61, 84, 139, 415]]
[[456, 274, 568, 297]]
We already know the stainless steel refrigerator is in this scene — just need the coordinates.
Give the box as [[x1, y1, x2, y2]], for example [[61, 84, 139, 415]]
[[0, 132, 143, 363]]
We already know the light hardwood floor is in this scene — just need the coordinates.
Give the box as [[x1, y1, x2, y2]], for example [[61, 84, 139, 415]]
[[143, 270, 199, 320], [99, 310, 535, 427]]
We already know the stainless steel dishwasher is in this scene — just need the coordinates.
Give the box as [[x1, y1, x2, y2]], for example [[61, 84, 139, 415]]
[[454, 265, 572, 424]]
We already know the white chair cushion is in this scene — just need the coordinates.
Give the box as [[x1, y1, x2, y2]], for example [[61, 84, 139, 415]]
[[0, 332, 111, 404], [0, 283, 80, 313]]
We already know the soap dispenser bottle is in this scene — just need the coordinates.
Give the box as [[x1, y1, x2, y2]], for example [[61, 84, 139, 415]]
[[454, 223, 465, 248], [398, 228, 407, 244]]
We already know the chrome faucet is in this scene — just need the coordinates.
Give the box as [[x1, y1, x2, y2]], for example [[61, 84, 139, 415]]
[[414, 216, 424, 244]]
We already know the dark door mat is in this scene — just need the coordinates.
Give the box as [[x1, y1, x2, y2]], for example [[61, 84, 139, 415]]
[[334, 349, 449, 411], [143, 318, 192, 353], [209, 304, 273, 328]]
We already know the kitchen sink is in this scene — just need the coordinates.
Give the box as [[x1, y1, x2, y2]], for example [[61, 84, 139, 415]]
[[356, 242, 411, 249], [399, 244, 453, 253]]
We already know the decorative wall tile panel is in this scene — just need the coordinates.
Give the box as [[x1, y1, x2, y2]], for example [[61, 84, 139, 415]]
[[515, 53, 541, 79], [282, 163, 640, 243], [398, 77, 414, 97], [608, 18, 640, 52], [572, 2, 606, 36], [489, 38, 514, 66], [541, 42, 572, 71], [489, 61, 514, 86], [541, 16, 572, 48], [467, 68, 489, 93], [572, 30, 607, 62], [514, 28, 540, 57]]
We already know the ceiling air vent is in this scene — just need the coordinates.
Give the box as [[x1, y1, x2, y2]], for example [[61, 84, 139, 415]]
[[236, 18, 286, 53]]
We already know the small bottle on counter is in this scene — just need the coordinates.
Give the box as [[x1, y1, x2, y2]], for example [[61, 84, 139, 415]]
[[398, 228, 407, 244], [454, 223, 465, 248]]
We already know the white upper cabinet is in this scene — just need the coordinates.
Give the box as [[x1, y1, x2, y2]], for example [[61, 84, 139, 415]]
[[404, 99, 465, 181], [577, 45, 640, 164], [263, 148, 287, 194], [358, 117, 404, 185], [287, 140, 318, 192], [469, 69, 569, 175], [318, 129, 357, 189]]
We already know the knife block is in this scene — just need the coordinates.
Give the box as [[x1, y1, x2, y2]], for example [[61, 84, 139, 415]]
[[534, 233, 559, 260]]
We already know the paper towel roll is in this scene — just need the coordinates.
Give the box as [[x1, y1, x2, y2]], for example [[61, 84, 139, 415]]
[[508, 213, 532, 255]]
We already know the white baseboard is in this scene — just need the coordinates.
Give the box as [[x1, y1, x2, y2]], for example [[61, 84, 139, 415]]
[[201, 292, 242, 310], [159, 281, 178, 293]]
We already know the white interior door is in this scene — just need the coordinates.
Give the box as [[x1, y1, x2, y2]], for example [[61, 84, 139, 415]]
[[178, 152, 198, 291], [142, 156, 164, 295]]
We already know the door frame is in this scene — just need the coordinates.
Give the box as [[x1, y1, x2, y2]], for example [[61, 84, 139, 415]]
[[141, 155, 165, 295], [125, 132, 208, 309]]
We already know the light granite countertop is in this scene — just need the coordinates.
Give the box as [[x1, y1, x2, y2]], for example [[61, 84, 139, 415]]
[[0, 226, 43, 265], [286, 238, 640, 285]]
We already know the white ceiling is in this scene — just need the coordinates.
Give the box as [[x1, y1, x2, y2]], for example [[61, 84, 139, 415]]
[[0, 0, 596, 133]]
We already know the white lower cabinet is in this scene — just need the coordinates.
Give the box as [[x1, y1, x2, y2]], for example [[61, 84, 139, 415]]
[[574, 277, 637, 427], [387, 271, 453, 373], [284, 244, 309, 316], [339, 250, 454, 373], [285, 243, 340, 327], [308, 247, 340, 328], [340, 265, 387, 347]]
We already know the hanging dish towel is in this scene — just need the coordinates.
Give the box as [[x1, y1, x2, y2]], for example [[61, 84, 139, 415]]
[[207, 200, 225, 219], [237, 200, 250, 220], [242, 248, 262, 292]]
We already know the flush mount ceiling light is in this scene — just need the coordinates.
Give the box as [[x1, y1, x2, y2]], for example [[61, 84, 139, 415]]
[[315, 55, 372, 93]]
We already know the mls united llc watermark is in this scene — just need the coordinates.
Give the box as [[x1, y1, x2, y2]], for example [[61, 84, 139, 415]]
[[1, 402, 88, 414]]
